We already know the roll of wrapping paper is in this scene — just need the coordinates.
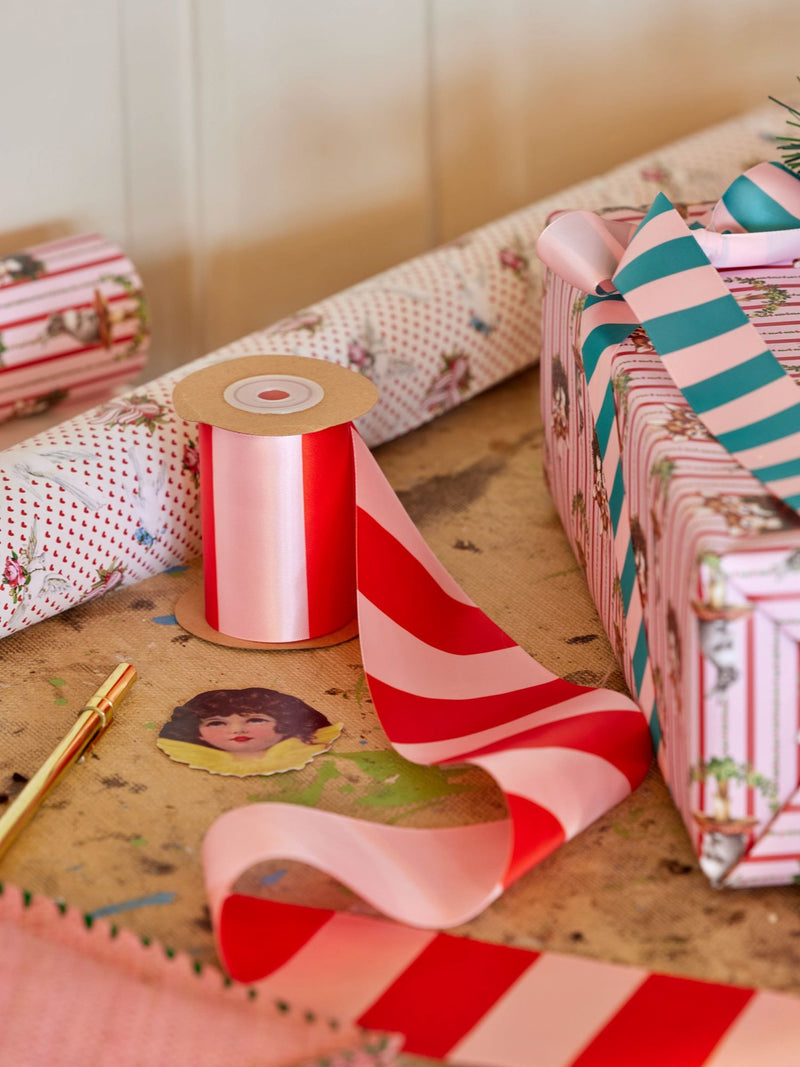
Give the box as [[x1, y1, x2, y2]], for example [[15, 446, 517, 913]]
[[0, 233, 149, 423], [172, 356, 378, 647], [0, 188, 548, 639]]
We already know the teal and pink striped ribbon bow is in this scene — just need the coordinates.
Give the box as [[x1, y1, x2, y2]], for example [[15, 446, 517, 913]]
[[539, 161, 800, 512], [537, 161, 800, 752]]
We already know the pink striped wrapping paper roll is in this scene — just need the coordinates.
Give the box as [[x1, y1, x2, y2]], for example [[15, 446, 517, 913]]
[[0, 233, 149, 424]]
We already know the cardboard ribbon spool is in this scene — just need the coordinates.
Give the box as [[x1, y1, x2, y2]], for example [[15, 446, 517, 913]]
[[173, 354, 378, 649]]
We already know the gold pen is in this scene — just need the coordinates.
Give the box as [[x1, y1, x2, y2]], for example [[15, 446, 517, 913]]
[[0, 662, 137, 861]]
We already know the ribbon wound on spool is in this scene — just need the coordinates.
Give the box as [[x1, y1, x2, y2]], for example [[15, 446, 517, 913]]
[[173, 355, 378, 648]]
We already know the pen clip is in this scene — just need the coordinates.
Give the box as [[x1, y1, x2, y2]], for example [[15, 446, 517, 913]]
[[74, 664, 136, 760], [74, 701, 113, 761]]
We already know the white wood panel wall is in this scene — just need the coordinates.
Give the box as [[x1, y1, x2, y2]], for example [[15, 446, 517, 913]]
[[3, 0, 800, 378]]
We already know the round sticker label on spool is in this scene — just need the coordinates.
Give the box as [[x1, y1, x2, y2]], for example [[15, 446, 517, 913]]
[[223, 374, 325, 416]]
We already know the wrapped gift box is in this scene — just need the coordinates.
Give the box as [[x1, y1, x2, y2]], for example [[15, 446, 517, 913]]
[[541, 200, 800, 888]]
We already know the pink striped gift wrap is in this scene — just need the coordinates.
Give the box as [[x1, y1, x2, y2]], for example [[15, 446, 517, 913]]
[[541, 202, 800, 888], [0, 233, 149, 423]]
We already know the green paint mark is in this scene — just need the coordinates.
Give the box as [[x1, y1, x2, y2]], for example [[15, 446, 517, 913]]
[[48, 677, 68, 706], [543, 566, 580, 580], [353, 671, 369, 708], [130, 835, 147, 847], [334, 750, 415, 782], [248, 760, 341, 806], [611, 821, 631, 839], [143, 722, 156, 730], [248, 748, 480, 819], [335, 750, 477, 818]]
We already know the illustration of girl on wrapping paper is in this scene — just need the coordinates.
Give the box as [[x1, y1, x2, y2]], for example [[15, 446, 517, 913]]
[[157, 687, 342, 777]]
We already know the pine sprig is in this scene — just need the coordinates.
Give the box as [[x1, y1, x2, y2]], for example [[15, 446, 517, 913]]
[[770, 84, 800, 173]]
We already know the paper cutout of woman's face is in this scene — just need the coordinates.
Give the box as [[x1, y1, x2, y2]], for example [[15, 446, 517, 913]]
[[157, 686, 343, 777], [198, 711, 282, 754]]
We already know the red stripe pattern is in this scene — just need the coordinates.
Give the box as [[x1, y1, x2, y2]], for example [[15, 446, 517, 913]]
[[362, 674, 591, 745], [302, 422, 357, 636], [219, 897, 335, 984], [208, 424, 652, 978], [352, 429, 652, 889], [347, 921, 783, 1065], [357, 934, 536, 1058], [0, 233, 148, 422], [357, 507, 517, 655], [569, 974, 755, 1067]]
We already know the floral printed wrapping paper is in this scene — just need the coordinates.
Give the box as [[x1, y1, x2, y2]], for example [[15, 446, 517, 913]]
[[0, 204, 547, 639], [541, 202, 800, 889], [0, 233, 149, 423]]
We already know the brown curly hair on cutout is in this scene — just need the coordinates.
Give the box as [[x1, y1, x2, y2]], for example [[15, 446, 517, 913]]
[[159, 687, 330, 748]]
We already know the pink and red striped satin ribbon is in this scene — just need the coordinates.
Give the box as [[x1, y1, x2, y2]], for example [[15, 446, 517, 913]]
[[199, 423, 356, 642], [223, 901, 800, 1065], [200, 423, 652, 1060]]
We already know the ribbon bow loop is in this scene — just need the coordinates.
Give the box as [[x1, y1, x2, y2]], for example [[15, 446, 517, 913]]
[[538, 161, 800, 294], [537, 160, 800, 521]]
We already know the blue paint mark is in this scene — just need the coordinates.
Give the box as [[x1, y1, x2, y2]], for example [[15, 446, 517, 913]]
[[165, 565, 189, 575], [359, 739, 367, 745], [65, 863, 84, 873], [88, 892, 177, 919], [153, 614, 179, 626], [260, 868, 288, 886]]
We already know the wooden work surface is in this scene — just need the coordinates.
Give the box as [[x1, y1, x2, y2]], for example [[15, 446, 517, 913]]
[[1, 366, 798, 1056]]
